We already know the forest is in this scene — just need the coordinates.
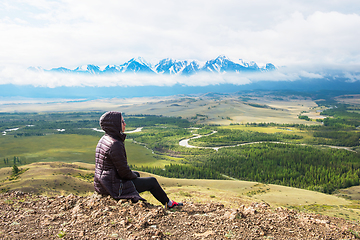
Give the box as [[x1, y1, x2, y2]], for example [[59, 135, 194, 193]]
[[192, 143, 360, 194]]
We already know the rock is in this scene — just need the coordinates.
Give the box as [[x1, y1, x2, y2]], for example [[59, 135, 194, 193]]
[[194, 230, 215, 237], [242, 206, 257, 216], [223, 210, 243, 220], [314, 219, 330, 225]]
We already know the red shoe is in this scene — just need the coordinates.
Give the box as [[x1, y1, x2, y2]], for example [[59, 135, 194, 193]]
[[168, 200, 183, 208]]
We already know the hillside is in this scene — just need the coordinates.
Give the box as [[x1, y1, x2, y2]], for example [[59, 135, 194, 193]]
[[2, 191, 360, 239], [2, 162, 360, 223], [0, 162, 352, 207]]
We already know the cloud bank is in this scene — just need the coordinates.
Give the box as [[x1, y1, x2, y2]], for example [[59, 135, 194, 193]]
[[0, 0, 360, 71], [0, 65, 329, 88]]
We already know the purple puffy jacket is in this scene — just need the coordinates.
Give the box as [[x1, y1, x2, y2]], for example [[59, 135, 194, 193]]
[[94, 111, 144, 202]]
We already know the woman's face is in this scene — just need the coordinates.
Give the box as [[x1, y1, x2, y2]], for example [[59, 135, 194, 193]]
[[121, 116, 126, 132]]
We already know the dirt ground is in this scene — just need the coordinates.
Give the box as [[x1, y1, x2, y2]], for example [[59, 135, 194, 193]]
[[1, 191, 360, 240]]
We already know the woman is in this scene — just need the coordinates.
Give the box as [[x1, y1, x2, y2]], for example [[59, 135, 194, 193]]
[[94, 111, 182, 208]]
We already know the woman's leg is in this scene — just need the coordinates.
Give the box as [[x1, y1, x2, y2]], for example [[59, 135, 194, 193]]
[[132, 177, 169, 205]]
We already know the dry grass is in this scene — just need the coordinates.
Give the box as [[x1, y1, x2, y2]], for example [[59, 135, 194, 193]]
[[139, 172, 349, 207], [0, 162, 95, 196], [335, 94, 360, 105], [338, 186, 360, 200], [121, 96, 320, 125], [0, 94, 321, 125]]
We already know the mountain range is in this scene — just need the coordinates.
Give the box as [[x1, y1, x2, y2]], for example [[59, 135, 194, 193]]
[[40, 55, 276, 75]]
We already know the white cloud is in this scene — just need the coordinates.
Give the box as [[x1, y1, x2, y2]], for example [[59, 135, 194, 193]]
[[0, 0, 360, 77], [343, 72, 360, 83]]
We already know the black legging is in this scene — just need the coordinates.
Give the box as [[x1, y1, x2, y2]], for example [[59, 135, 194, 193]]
[[131, 172, 169, 205]]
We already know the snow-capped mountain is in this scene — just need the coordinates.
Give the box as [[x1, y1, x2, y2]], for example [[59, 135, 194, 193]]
[[181, 61, 201, 76], [201, 55, 251, 73], [44, 56, 276, 75], [117, 57, 155, 74], [49, 67, 72, 73], [264, 63, 276, 71], [155, 58, 188, 74], [199, 56, 274, 73], [103, 64, 121, 73], [74, 64, 101, 74]]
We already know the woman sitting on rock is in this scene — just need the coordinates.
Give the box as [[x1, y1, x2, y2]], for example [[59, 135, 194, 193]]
[[94, 111, 182, 208]]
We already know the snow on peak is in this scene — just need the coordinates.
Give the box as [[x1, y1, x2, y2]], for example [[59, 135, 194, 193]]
[[133, 57, 151, 67], [79, 65, 89, 71], [216, 55, 228, 60], [238, 59, 249, 67]]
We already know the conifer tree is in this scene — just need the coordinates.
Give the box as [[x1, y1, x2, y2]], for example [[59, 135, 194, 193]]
[[12, 165, 19, 175]]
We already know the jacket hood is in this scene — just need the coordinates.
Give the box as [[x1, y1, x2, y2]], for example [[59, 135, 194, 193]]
[[99, 111, 124, 139]]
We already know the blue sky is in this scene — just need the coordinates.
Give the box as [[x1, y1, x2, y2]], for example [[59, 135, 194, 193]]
[[0, 0, 360, 87]]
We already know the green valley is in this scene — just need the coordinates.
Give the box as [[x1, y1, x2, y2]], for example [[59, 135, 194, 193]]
[[1, 91, 360, 220]]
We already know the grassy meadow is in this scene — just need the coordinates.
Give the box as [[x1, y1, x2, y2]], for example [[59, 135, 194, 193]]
[[0, 134, 173, 169], [0, 134, 98, 166]]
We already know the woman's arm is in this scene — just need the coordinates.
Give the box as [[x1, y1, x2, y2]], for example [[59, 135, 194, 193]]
[[110, 141, 137, 180]]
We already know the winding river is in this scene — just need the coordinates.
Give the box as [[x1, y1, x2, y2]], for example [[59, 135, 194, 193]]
[[122, 127, 356, 153], [179, 131, 285, 151], [178, 131, 356, 152]]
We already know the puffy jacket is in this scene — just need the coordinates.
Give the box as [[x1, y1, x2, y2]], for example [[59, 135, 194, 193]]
[[94, 111, 144, 202]]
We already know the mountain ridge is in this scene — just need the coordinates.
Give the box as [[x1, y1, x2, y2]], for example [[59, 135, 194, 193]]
[[40, 55, 276, 75]]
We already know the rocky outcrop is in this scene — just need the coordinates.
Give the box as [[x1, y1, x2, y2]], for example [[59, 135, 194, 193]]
[[1, 191, 359, 239]]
